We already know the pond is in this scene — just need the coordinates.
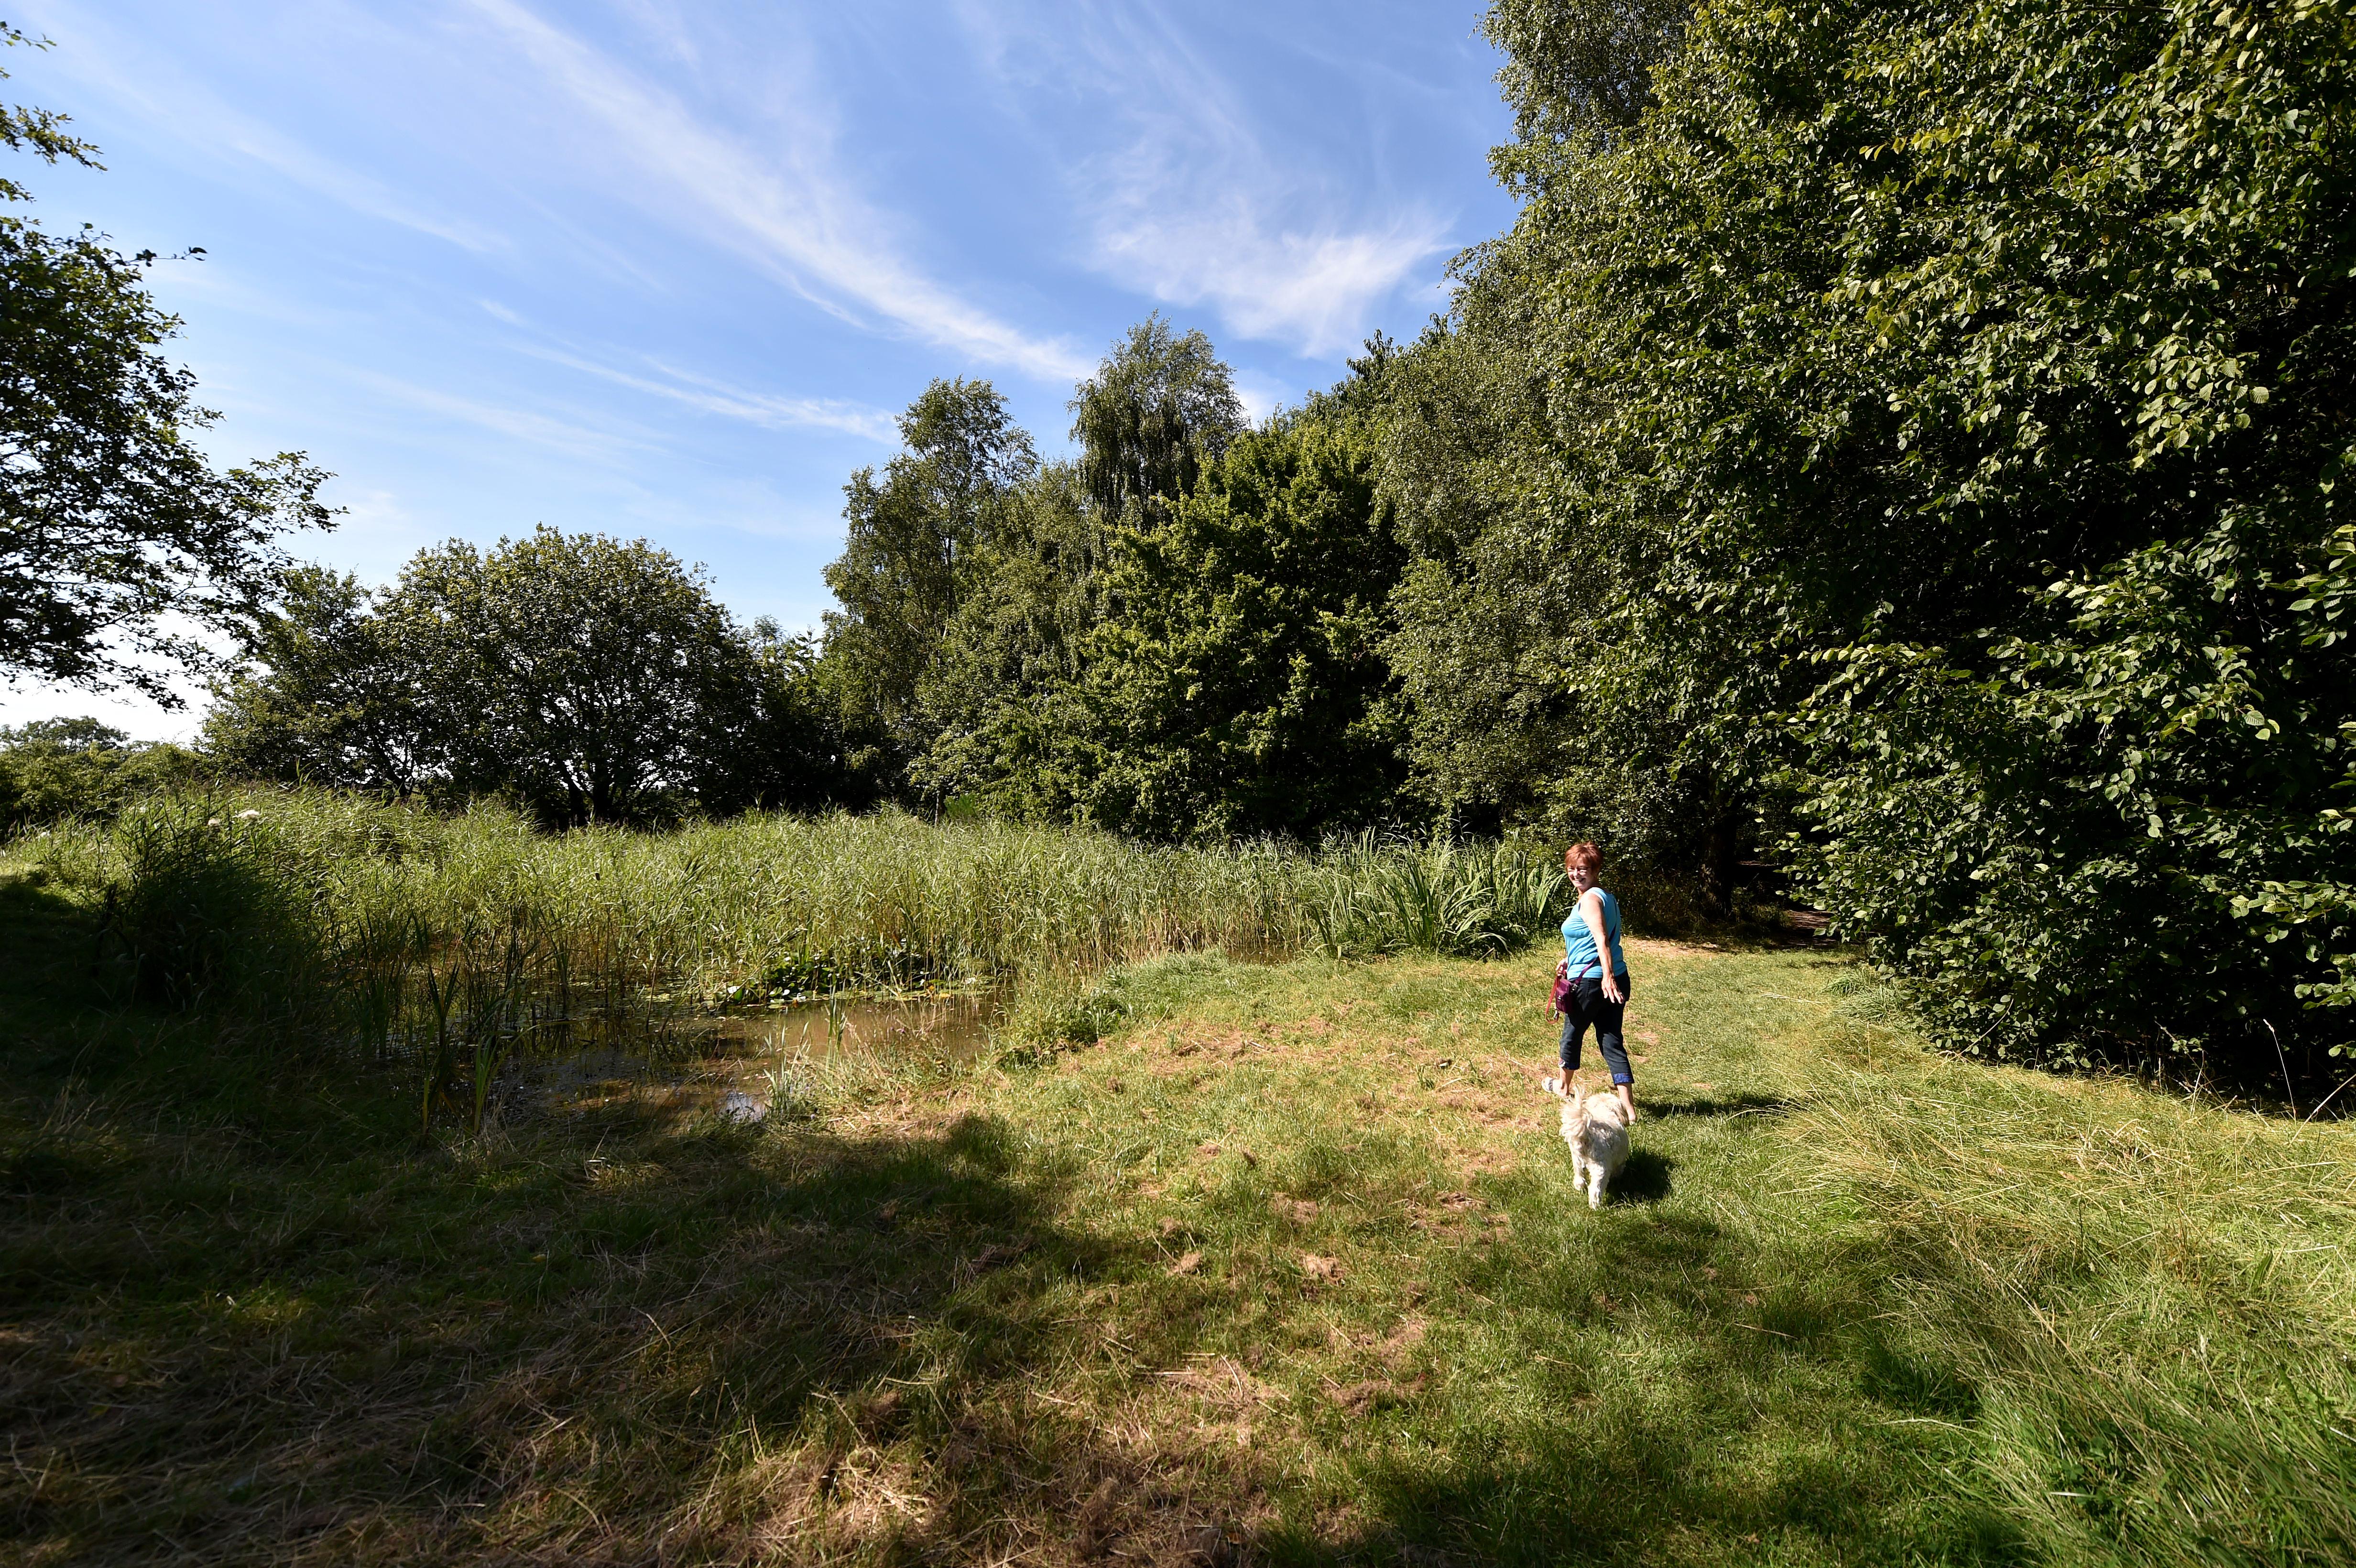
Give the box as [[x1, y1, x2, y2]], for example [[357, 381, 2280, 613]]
[[487, 989, 1006, 1127]]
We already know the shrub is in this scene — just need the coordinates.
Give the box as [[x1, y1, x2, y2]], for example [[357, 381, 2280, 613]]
[[0, 719, 208, 828], [94, 798, 325, 1016]]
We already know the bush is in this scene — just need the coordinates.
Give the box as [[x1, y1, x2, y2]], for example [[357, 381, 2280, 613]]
[[1433, 0, 2356, 1083], [1301, 833, 1566, 958], [94, 799, 326, 1016], [1798, 518, 2356, 1077], [0, 719, 207, 828]]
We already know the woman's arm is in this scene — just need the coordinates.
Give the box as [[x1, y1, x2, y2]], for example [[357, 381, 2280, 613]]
[[1580, 889, 1624, 1004]]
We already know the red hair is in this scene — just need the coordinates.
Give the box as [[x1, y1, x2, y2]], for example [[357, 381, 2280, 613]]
[[1564, 842, 1602, 872]]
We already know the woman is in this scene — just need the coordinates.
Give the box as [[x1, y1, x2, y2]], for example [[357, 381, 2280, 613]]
[[1552, 842, 1635, 1122]]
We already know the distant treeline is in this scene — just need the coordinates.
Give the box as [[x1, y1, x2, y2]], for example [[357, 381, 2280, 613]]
[[14, 0, 2353, 1086]]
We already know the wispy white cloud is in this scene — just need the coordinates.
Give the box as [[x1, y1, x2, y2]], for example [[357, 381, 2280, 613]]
[[469, 300, 898, 442], [954, 0, 1451, 359], [345, 368, 659, 463], [14, 0, 503, 253], [523, 345, 900, 443], [460, 0, 1091, 381], [1091, 191, 1449, 362], [205, 115, 504, 255]]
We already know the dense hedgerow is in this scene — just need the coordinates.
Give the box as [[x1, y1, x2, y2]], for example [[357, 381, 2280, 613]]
[[1388, 0, 2356, 1080]]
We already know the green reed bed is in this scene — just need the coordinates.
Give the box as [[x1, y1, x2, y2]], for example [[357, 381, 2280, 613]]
[[22, 793, 1290, 999], [11, 791, 1574, 1124], [20, 791, 1582, 1005]]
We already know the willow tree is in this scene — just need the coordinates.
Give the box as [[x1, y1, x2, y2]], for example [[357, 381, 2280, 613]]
[[1069, 315, 1244, 523]]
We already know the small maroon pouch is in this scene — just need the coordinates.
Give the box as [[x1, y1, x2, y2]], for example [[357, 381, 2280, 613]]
[[1550, 963, 1573, 1014]]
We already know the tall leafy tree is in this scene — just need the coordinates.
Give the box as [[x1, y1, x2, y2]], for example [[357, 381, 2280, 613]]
[[1062, 408, 1407, 839], [206, 567, 441, 794], [909, 462, 1106, 816], [389, 529, 757, 825], [1069, 316, 1245, 523], [0, 25, 331, 701], [821, 378, 1035, 784], [693, 620, 869, 817], [1380, 256, 1756, 891], [207, 539, 853, 820], [1483, 0, 1691, 156], [1422, 0, 2356, 1072]]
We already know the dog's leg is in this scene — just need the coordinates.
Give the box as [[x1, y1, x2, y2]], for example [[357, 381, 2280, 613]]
[[1587, 1163, 1608, 1209]]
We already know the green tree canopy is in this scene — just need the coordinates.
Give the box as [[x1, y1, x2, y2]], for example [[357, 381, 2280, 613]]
[[0, 711, 203, 827], [204, 566, 441, 795], [908, 461, 1106, 817], [1483, 0, 1691, 156], [1402, 0, 2356, 1072], [1060, 409, 1406, 839], [821, 378, 1035, 783], [210, 530, 851, 825], [391, 529, 757, 825], [0, 25, 331, 702], [1069, 315, 1245, 522]]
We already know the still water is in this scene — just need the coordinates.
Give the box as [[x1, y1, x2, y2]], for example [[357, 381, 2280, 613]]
[[489, 990, 1005, 1126], [699, 990, 1004, 1063]]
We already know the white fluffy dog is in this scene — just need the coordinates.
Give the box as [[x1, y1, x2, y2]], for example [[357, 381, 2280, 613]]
[[1545, 1075, 1630, 1209]]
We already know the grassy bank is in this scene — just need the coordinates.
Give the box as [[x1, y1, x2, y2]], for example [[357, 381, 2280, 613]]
[[5, 851, 2350, 1566]]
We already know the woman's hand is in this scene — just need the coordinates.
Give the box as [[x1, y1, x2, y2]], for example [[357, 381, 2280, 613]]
[[1602, 972, 1624, 1005]]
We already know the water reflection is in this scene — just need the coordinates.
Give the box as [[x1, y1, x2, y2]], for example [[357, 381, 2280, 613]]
[[699, 990, 1005, 1063], [489, 990, 1005, 1126]]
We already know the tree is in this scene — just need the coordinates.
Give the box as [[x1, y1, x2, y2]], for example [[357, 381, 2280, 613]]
[[0, 25, 331, 702], [204, 535, 858, 821], [204, 566, 441, 794], [821, 378, 1035, 784], [1433, 0, 2356, 1074], [908, 462, 1107, 817], [1060, 411, 1407, 839], [0, 713, 204, 827], [389, 528, 758, 825], [1483, 0, 1691, 158], [1, 715, 127, 749], [692, 620, 871, 817], [1069, 316, 1245, 523]]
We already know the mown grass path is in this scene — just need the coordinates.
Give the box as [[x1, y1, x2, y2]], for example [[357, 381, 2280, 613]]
[[4, 910, 2352, 1566]]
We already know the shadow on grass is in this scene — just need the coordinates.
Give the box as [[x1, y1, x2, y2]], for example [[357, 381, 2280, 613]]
[[0, 868, 118, 1056], [1303, 1188, 2024, 1568], [1648, 1091, 1799, 1120], [1610, 1146, 1675, 1203], [1316, 1450, 2024, 1568], [0, 874, 1996, 1567], [4, 1080, 1196, 1563], [5, 1064, 1999, 1568]]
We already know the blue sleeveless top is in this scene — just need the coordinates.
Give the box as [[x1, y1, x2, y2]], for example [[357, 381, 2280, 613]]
[[1562, 888, 1627, 980]]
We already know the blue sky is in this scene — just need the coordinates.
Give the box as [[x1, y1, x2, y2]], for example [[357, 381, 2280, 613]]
[[2, 1, 1515, 739]]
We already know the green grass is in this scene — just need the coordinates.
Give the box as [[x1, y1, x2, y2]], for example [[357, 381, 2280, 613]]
[[4, 859, 2352, 1565]]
